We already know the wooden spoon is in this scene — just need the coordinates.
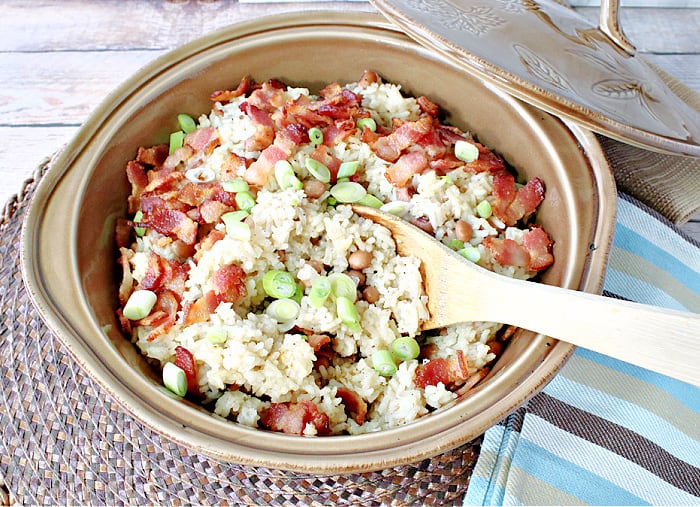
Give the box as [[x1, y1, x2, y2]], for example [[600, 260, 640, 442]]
[[353, 205, 700, 387]]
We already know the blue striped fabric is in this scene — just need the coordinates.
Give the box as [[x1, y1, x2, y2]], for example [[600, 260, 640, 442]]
[[464, 193, 700, 506]]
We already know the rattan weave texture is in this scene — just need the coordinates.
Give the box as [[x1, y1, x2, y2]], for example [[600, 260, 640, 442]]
[[0, 157, 479, 506]]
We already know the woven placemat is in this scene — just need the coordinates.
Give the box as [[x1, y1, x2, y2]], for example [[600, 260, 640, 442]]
[[0, 157, 480, 505]]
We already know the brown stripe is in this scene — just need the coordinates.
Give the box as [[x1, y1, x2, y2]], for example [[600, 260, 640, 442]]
[[529, 392, 700, 496]]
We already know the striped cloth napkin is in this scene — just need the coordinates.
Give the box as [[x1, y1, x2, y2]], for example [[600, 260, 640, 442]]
[[464, 193, 700, 506]]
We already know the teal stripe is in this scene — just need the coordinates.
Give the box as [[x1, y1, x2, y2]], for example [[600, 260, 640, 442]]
[[464, 476, 503, 506], [613, 224, 700, 292], [544, 367, 700, 462], [575, 348, 700, 413], [514, 439, 648, 505], [604, 267, 688, 311]]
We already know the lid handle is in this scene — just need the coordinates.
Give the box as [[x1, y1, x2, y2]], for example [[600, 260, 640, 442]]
[[599, 0, 636, 54]]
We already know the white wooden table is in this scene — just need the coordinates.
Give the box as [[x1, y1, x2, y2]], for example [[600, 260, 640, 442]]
[[1, 0, 699, 239]]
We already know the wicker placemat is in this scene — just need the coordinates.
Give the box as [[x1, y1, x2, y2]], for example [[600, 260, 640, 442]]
[[0, 157, 480, 505]]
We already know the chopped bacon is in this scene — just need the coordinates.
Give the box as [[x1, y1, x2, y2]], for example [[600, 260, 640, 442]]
[[244, 143, 289, 186], [185, 127, 220, 154], [323, 119, 356, 146], [306, 333, 331, 352], [336, 387, 368, 425], [437, 125, 468, 145], [220, 151, 247, 181], [417, 96, 439, 117], [310, 145, 341, 182], [483, 237, 530, 269], [414, 351, 469, 389], [194, 229, 226, 261], [142, 289, 179, 341], [492, 173, 545, 226], [386, 150, 429, 188], [117, 247, 135, 306], [145, 208, 198, 245], [210, 76, 252, 103], [144, 167, 185, 194], [522, 226, 554, 271], [199, 199, 233, 224], [138, 253, 190, 298], [136, 144, 169, 167], [395, 186, 416, 202], [126, 160, 149, 213], [464, 143, 507, 174], [410, 216, 434, 235], [455, 368, 490, 396], [430, 154, 463, 175], [241, 102, 275, 151], [115, 217, 133, 249], [163, 145, 195, 171], [247, 80, 287, 113], [175, 345, 200, 396], [483, 227, 552, 272], [260, 401, 331, 436], [372, 116, 434, 162], [210, 264, 248, 303]]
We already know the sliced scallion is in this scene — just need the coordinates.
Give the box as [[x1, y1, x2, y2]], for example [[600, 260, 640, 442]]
[[357, 117, 377, 132], [336, 296, 361, 330], [185, 167, 215, 184], [305, 158, 331, 183], [330, 181, 366, 203], [309, 276, 331, 308], [476, 200, 492, 218], [391, 336, 420, 361], [308, 127, 324, 145], [206, 326, 228, 345], [328, 273, 357, 301], [356, 193, 383, 209], [133, 210, 146, 237], [235, 191, 256, 212], [169, 131, 185, 155], [266, 298, 301, 322], [454, 140, 479, 163], [225, 221, 251, 241], [222, 177, 249, 193], [274, 160, 302, 190], [458, 246, 481, 263], [337, 160, 359, 179], [449, 239, 464, 250], [262, 270, 297, 299], [380, 201, 409, 217], [162, 362, 187, 397], [177, 113, 197, 134], [372, 349, 397, 377], [123, 289, 157, 320]]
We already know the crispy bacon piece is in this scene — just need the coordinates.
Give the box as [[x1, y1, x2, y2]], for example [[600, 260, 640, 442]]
[[210, 264, 248, 303], [117, 247, 135, 306], [184, 127, 220, 154], [126, 160, 149, 212], [483, 226, 553, 272], [483, 237, 530, 269], [310, 145, 341, 182], [220, 151, 247, 181], [336, 387, 368, 425], [464, 143, 507, 174], [492, 173, 545, 226], [247, 80, 287, 113], [210, 75, 253, 103], [306, 333, 331, 352], [522, 226, 554, 271], [136, 144, 169, 167], [141, 289, 179, 341], [163, 145, 195, 171], [417, 96, 439, 117], [323, 119, 356, 146], [260, 401, 332, 436], [372, 116, 433, 162], [194, 229, 226, 261], [241, 102, 275, 151], [385, 150, 429, 188], [144, 167, 185, 194], [145, 208, 198, 245], [199, 199, 234, 224], [138, 253, 190, 298], [414, 350, 469, 389], [183, 292, 217, 326], [175, 345, 200, 396]]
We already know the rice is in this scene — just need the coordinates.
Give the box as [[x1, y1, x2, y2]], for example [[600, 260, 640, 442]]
[[116, 71, 553, 436]]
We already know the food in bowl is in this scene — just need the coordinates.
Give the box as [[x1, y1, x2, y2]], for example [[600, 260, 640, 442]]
[[115, 70, 554, 436]]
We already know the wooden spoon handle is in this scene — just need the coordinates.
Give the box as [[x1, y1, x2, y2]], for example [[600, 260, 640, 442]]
[[478, 274, 700, 386]]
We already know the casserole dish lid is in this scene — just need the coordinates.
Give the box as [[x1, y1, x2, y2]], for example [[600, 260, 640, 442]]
[[370, 0, 700, 157]]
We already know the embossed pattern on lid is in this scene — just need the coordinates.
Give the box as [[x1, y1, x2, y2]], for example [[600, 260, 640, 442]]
[[371, 0, 700, 157]]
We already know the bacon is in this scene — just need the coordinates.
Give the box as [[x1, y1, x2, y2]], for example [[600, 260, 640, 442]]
[[317, 88, 363, 120], [244, 143, 288, 186], [241, 102, 275, 152], [210, 75, 252, 103], [247, 80, 286, 113], [310, 145, 341, 182], [463, 143, 507, 174], [142, 289, 179, 341], [194, 229, 226, 261], [184, 127, 220, 154], [414, 350, 469, 389], [323, 119, 356, 146], [417, 95, 439, 117], [145, 208, 198, 245], [410, 215, 434, 235], [430, 154, 463, 175], [175, 345, 200, 396], [385, 150, 429, 188], [336, 387, 368, 425], [199, 199, 233, 224], [522, 226, 554, 271], [306, 333, 331, 352], [220, 151, 247, 181], [115, 217, 134, 249], [210, 264, 247, 303], [372, 116, 434, 162], [126, 160, 149, 213], [117, 247, 135, 306], [492, 173, 545, 226], [437, 125, 468, 144], [144, 167, 185, 194], [163, 145, 195, 171], [136, 144, 169, 167], [260, 401, 332, 436], [138, 253, 190, 298], [483, 237, 530, 269]]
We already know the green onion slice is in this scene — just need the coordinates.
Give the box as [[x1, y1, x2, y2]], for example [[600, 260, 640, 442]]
[[305, 158, 331, 183], [235, 191, 256, 212], [177, 113, 197, 134], [337, 161, 360, 179], [185, 167, 216, 184], [225, 221, 251, 241], [162, 362, 188, 397], [206, 326, 228, 344], [356, 193, 383, 209], [274, 160, 302, 190], [449, 239, 464, 250], [308, 127, 324, 145], [372, 350, 397, 377], [133, 210, 146, 237], [169, 131, 185, 155], [391, 336, 420, 361], [454, 140, 479, 163], [459, 246, 481, 263], [328, 273, 357, 301], [330, 181, 366, 203], [357, 117, 377, 132], [263, 270, 297, 299], [379, 201, 410, 217], [266, 298, 301, 322], [123, 289, 157, 320], [476, 199, 492, 219], [336, 296, 361, 330], [309, 276, 331, 308], [222, 177, 249, 193]]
